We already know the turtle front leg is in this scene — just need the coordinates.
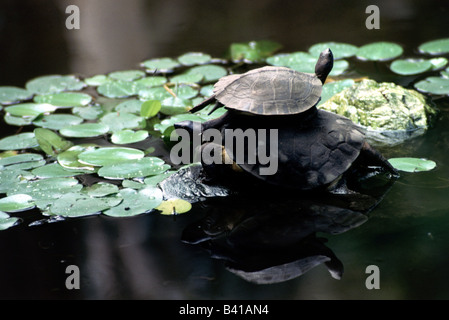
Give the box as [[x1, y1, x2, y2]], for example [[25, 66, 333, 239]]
[[361, 141, 399, 177]]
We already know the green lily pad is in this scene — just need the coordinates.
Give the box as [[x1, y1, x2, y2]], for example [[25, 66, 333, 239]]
[[430, 57, 448, 70], [319, 79, 355, 106], [33, 114, 84, 130], [390, 59, 432, 75], [154, 113, 204, 133], [108, 70, 146, 81], [229, 40, 282, 62], [414, 76, 449, 95], [25, 75, 85, 95], [99, 112, 145, 132], [5, 103, 57, 118], [388, 157, 436, 172], [97, 80, 137, 98], [73, 105, 104, 120], [4, 114, 33, 126], [34, 128, 73, 156], [0, 211, 20, 230], [186, 65, 228, 82], [0, 169, 35, 194], [0, 194, 35, 213], [83, 74, 110, 86], [356, 42, 403, 61], [160, 97, 192, 115], [170, 73, 204, 84], [115, 99, 143, 114], [141, 100, 161, 118], [103, 187, 163, 217], [135, 76, 167, 89], [143, 171, 176, 186], [0, 132, 39, 150], [48, 192, 122, 217], [57, 144, 98, 171], [31, 162, 89, 178], [308, 42, 358, 59], [78, 147, 145, 166], [33, 92, 92, 107], [98, 157, 169, 179], [0, 153, 45, 170], [110, 129, 149, 144], [156, 198, 192, 215], [60, 123, 110, 138], [418, 38, 449, 55], [178, 52, 212, 66], [138, 86, 173, 101], [83, 182, 119, 197], [0, 86, 33, 105], [141, 57, 180, 72]]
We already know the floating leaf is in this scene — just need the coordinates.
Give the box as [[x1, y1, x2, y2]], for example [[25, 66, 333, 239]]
[[103, 187, 163, 217], [170, 73, 204, 84], [0, 153, 45, 170], [60, 123, 109, 138], [0, 211, 20, 230], [144, 171, 175, 186], [83, 74, 110, 86], [0, 132, 38, 150], [99, 112, 145, 132], [418, 38, 449, 55], [108, 70, 145, 81], [154, 113, 204, 133], [0, 169, 34, 194], [115, 99, 143, 114], [319, 79, 355, 105], [141, 100, 161, 118], [430, 57, 448, 70], [98, 157, 169, 179], [73, 105, 104, 120], [308, 42, 358, 59], [33, 92, 92, 107], [0, 194, 34, 213], [34, 128, 73, 156], [356, 42, 403, 61], [138, 86, 173, 100], [110, 129, 149, 144], [25, 75, 85, 95], [78, 147, 145, 166], [178, 52, 212, 66], [135, 76, 167, 89], [31, 162, 89, 178], [390, 59, 432, 75], [4, 114, 33, 126], [5, 103, 56, 118], [414, 76, 449, 95], [97, 80, 137, 98], [160, 97, 192, 115], [83, 182, 119, 197], [48, 192, 122, 217], [186, 65, 228, 82], [141, 57, 180, 72], [57, 144, 98, 171], [33, 114, 84, 130], [0, 86, 33, 105], [388, 157, 436, 172], [156, 198, 192, 215], [229, 40, 282, 62]]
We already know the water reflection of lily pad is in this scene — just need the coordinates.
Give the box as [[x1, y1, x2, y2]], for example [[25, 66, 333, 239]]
[[418, 38, 449, 55], [0, 86, 33, 105], [98, 157, 169, 179], [25, 75, 85, 95], [60, 123, 109, 138], [0, 132, 38, 151], [356, 42, 403, 61], [103, 187, 163, 217]]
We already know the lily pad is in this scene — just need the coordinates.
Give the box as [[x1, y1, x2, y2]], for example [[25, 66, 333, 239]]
[[319, 79, 356, 105], [356, 42, 403, 61], [99, 112, 145, 132], [390, 59, 432, 75], [138, 86, 173, 101], [160, 97, 192, 115], [57, 144, 98, 171], [0, 194, 35, 213], [34, 128, 73, 156], [141, 57, 180, 73], [0, 169, 35, 194], [0, 211, 20, 230], [414, 76, 449, 95], [31, 163, 89, 178], [25, 75, 85, 95], [111, 129, 149, 144], [170, 73, 204, 84], [108, 70, 145, 81], [135, 76, 167, 89], [5, 103, 57, 118], [83, 182, 119, 197], [229, 40, 282, 62], [0, 132, 39, 150], [98, 157, 169, 179], [78, 147, 144, 166], [33, 114, 84, 130], [48, 192, 122, 217], [308, 42, 358, 59], [156, 198, 192, 215], [73, 105, 104, 120], [103, 187, 163, 217], [60, 123, 109, 138], [0, 153, 45, 170], [140, 100, 161, 118], [178, 52, 212, 66], [33, 92, 92, 107], [186, 65, 228, 82], [0, 86, 33, 105], [430, 57, 448, 70], [97, 80, 137, 98], [418, 38, 449, 55], [388, 157, 436, 172], [83, 74, 110, 86]]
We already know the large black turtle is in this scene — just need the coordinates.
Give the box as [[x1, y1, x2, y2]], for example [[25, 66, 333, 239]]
[[175, 48, 398, 191]]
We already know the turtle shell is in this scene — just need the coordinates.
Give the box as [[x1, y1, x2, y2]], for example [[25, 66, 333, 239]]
[[221, 109, 365, 190], [214, 66, 322, 116]]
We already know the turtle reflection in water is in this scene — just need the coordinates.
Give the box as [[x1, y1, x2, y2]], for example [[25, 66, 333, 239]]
[[175, 49, 399, 192]]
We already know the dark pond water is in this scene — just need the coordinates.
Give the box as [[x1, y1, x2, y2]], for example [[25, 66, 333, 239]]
[[1, 0, 449, 300]]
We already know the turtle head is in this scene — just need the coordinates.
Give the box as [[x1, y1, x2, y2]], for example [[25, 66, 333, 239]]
[[315, 48, 334, 84]]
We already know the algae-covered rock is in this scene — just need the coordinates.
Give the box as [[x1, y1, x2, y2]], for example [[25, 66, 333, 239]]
[[319, 79, 437, 145]]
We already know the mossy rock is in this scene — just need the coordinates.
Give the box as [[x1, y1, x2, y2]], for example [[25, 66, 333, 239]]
[[319, 79, 437, 145]]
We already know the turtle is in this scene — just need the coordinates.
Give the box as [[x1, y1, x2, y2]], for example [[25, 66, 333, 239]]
[[174, 48, 399, 191], [190, 48, 334, 116]]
